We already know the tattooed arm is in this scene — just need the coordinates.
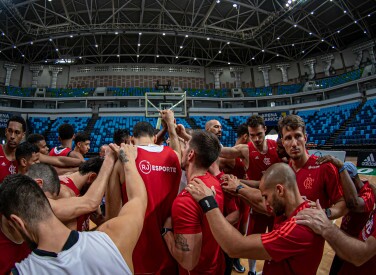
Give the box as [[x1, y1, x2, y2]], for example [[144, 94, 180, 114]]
[[163, 225, 203, 271]]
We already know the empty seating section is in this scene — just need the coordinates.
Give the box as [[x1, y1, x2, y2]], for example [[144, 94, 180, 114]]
[[46, 117, 90, 149], [314, 69, 363, 89], [5, 87, 35, 97], [337, 98, 376, 146], [29, 117, 51, 136], [46, 88, 95, 97], [91, 116, 158, 153], [184, 88, 229, 98], [277, 84, 303, 95], [228, 116, 248, 128], [298, 102, 359, 146], [243, 87, 273, 97], [190, 116, 235, 146], [107, 87, 156, 96]]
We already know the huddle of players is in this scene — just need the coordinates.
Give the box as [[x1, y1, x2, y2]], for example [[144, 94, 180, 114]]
[[0, 111, 375, 274]]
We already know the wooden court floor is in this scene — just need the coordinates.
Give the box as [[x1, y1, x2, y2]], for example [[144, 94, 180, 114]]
[[232, 156, 376, 275]]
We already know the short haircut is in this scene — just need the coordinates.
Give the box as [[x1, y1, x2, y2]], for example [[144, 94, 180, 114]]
[[113, 128, 130, 145], [133, 122, 155, 138], [262, 162, 297, 191], [58, 123, 75, 140], [74, 132, 91, 144], [7, 116, 27, 132], [246, 115, 265, 128], [0, 174, 53, 229], [236, 123, 249, 138], [278, 114, 306, 137], [27, 133, 45, 144], [26, 163, 60, 196], [15, 142, 40, 163], [79, 156, 104, 175], [189, 130, 221, 169]]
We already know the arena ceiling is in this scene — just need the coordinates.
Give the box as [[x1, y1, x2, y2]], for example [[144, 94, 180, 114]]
[[0, 0, 374, 66]]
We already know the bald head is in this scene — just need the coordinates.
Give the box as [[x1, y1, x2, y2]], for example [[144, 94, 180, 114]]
[[205, 119, 222, 139], [261, 162, 297, 191]]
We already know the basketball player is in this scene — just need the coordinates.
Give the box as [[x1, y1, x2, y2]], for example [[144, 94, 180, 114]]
[[49, 123, 81, 159], [73, 132, 91, 160]]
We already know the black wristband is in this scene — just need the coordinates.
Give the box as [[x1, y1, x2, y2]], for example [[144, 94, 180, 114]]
[[236, 185, 244, 193], [161, 227, 173, 237], [198, 196, 218, 213]]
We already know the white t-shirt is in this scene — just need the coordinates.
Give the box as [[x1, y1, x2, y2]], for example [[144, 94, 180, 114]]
[[15, 231, 131, 275]]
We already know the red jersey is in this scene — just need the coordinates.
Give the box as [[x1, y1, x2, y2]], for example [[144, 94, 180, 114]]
[[340, 181, 375, 237], [339, 209, 376, 274], [291, 155, 343, 209], [232, 158, 247, 179], [0, 145, 17, 184], [262, 201, 325, 275], [172, 172, 225, 275], [121, 145, 182, 274], [49, 146, 71, 157], [60, 177, 90, 231], [0, 217, 31, 274], [246, 139, 281, 181]]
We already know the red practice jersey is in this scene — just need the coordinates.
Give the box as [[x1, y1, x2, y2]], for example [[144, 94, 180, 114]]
[[261, 201, 325, 275], [49, 146, 71, 157], [290, 155, 343, 209], [0, 145, 18, 184], [121, 145, 182, 275], [340, 181, 375, 237], [172, 172, 225, 275], [60, 177, 90, 231]]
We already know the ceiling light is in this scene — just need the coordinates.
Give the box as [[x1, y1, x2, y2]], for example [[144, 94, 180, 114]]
[[137, 54, 139, 57], [139, 32, 142, 35], [294, 24, 297, 27], [368, 14, 371, 17], [364, 31, 367, 34], [354, 20, 357, 24], [115, 32, 118, 35], [233, 4, 237, 8], [286, 3, 289, 7], [162, 33, 165, 36], [302, 51, 305, 53], [309, 32, 312, 35], [21, 54, 24, 57], [292, 44, 295, 46], [194, 57, 197, 60], [117, 54, 120, 57], [49, 38, 52, 41], [56, 48, 59, 51], [138, 43, 140, 47], [337, 30, 341, 33], [13, 45, 16, 48], [180, 45, 183, 49], [262, 49, 265, 52], [288, 0, 292, 4], [157, 55, 159, 58], [176, 56, 178, 59], [216, 0, 220, 3], [30, 41, 33, 45], [228, 62, 230, 65], [227, 41, 230, 44], [218, 50, 222, 53], [277, 37, 280, 40], [70, 35, 73, 38], [48, 0, 52, 2], [207, 37, 210, 40], [95, 44, 98, 48], [1, 32, 4, 36], [321, 39, 324, 42], [311, 11, 314, 15], [45, 60, 47, 63], [344, 10, 347, 13], [252, 57, 255, 60], [332, 46, 335, 49], [276, 54, 279, 56], [185, 35, 188, 38], [79, 56, 82, 59]]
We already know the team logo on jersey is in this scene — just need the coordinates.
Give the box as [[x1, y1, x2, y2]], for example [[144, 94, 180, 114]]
[[263, 157, 271, 166], [139, 160, 177, 175], [362, 213, 374, 240], [255, 156, 259, 160], [303, 176, 314, 189], [139, 160, 152, 174], [8, 164, 16, 174], [308, 165, 319, 169], [1, 162, 6, 166]]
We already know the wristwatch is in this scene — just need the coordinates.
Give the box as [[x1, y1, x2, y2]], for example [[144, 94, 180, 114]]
[[161, 227, 173, 237], [235, 185, 244, 193], [325, 208, 332, 219]]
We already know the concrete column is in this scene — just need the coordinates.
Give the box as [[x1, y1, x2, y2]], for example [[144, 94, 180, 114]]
[[209, 68, 223, 89], [368, 47, 376, 65], [276, 63, 290, 82], [353, 50, 363, 69], [229, 66, 244, 88], [4, 63, 17, 86], [321, 54, 334, 77], [258, 65, 271, 87], [303, 58, 317, 80], [49, 66, 63, 88], [29, 65, 44, 88]]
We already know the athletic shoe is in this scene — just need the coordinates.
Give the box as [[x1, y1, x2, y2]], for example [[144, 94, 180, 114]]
[[232, 258, 245, 273]]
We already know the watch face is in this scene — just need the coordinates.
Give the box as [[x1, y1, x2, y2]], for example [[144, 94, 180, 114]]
[[326, 208, 332, 218]]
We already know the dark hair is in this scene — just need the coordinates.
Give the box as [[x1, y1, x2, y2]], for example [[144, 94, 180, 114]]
[[74, 132, 91, 144], [189, 130, 221, 169], [79, 156, 104, 175], [236, 123, 249, 138], [246, 115, 265, 128], [7, 116, 27, 132], [278, 114, 306, 137], [113, 128, 130, 145], [26, 163, 60, 196], [15, 142, 40, 164], [0, 174, 53, 228], [27, 133, 45, 144], [133, 122, 154, 138], [58, 123, 75, 140]]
